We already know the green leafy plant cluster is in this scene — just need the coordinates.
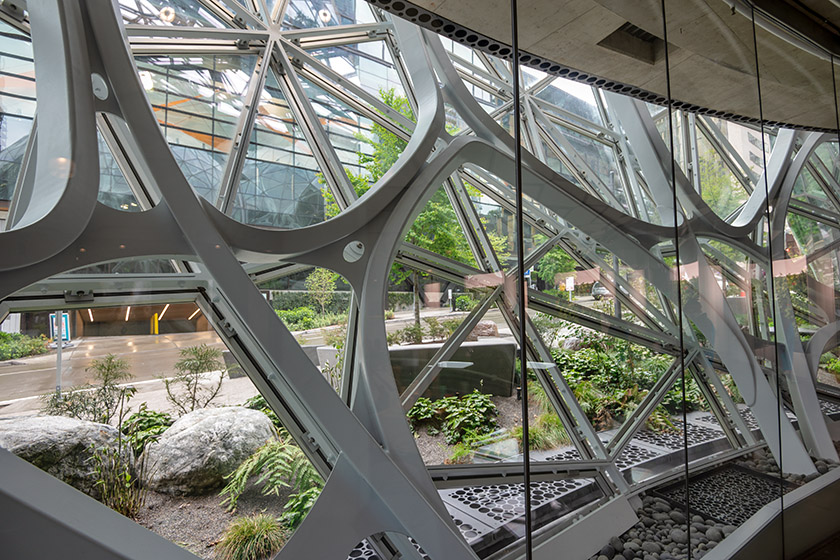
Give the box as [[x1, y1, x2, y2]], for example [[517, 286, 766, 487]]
[[216, 514, 288, 560], [455, 294, 477, 311], [0, 331, 49, 360], [407, 390, 498, 444], [41, 354, 135, 424], [220, 434, 324, 530], [551, 337, 703, 431], [88, 443, 147, 519], [275, 306, 347, 332], [825, 357, 840, 382], [389, 316, 465, 346], [120, 403, 173, 455], [271, 290, 351, 315]]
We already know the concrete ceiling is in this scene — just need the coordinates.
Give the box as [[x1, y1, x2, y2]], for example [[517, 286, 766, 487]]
[[376, 0, 840, 130]]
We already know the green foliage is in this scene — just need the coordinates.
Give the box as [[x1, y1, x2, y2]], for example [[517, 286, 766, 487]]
[[699, 153, 746, 218], [280, 486, 322, 530], [512, 413, 570, 451], [825, 358, 840, 382], [275, 307, 347, 331], [220, 436, 323, 514], [455, 294, 477, 311], [551, 341, 704, 430], [304, 268, 339, 314], [407, 391, 498, 444], [532, 313, 568, 349], [271, 291, 351, 315], [442, 318, 464, 337], [446, 439, 477, 464], [163, 344, 225, 415], [120, 403, 173, 455], [0, 331, 49, 360], [400, 322, 424, 344], [532, 234, 577, 288], [276, 307, 316, 330], [88, 443, 147, 519], [386, 330, 401, 346], [216, 514, 287, 560], [243, 394, 283, 430], [41, 354, 135, 424], [406, 397, 437, 428], [424, 317, 447, 341]]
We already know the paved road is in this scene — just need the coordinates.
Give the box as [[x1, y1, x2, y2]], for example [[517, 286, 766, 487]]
[[0, 331, 225, 403]]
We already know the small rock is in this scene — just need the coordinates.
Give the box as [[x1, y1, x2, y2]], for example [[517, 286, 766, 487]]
[[599, 544, 616, 559], [562, 336, 583, 350], [669, 511, 686, 523], [816, 461, 828, 474], [468, 320, 499, 340], [705, 527, 723, 542], [642, 542, 661, 554], [610, 537, 624, 552], [669, 529, 688, 544]]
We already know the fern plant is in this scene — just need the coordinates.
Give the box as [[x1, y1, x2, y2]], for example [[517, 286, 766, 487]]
[[220, 435, 323, 513]]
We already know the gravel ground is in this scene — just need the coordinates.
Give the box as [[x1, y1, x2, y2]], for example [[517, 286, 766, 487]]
[[135, 482, 290, 559]]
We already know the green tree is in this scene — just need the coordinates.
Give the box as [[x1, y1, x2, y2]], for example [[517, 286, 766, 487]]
[[532, 234, 577, 288], [322, 89, 507, 324], [305, 267, 339, 314], [699, 152, 746, 219]]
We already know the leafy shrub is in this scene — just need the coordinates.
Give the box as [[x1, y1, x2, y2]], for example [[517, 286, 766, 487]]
[[276, 307, 316, 331], [216, 514, 287, 560], [424, 317, 447, 341], [221, 436, 323, 514], [120, 403, 173, 455], [271, 290, 351, 315], [41, 354, 135, 424], [400, 323, 424, 345], [88, 443, 147, 519], [407, 391, 498, 444], [0, 332, 49, 360], [163, 344, 225, 415], [386, 330, 401, 346], [455, 294, 477, 311], [276, 307, 348, 332], [243, 394, 283, 430], [406, 397, 438, 429], [442, 318, 464, 337], [826, 358, 840, 381]]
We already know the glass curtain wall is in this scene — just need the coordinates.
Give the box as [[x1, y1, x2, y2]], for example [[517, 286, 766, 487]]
[[3, 2, 840, 560]]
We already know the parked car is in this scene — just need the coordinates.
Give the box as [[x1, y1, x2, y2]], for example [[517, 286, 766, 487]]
[[591, 281, 611, 300]]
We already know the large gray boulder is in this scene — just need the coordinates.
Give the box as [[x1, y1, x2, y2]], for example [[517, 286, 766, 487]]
[[0, 415, 129, 498], [143, 407, 275, 495]]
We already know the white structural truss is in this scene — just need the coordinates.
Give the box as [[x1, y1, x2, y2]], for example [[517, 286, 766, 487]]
[[1, 1, 840, 559]]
